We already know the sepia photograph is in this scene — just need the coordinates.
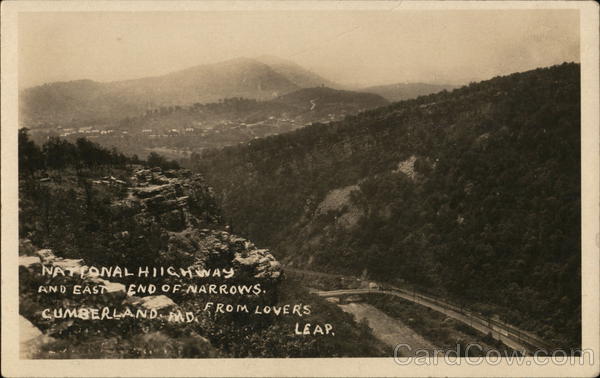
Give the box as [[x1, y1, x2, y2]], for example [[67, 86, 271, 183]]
[[1, 1, 599, 377]]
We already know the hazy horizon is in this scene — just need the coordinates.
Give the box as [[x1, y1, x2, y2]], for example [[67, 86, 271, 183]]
[[19, 9, 579, 89]]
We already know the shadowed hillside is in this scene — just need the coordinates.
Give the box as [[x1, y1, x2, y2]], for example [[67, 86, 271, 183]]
[[193, 63, 581, 349], [363, 82, 458, 102]]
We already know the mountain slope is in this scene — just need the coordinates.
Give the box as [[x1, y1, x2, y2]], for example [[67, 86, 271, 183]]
[[19, 79, 144, 126], [255, 55, 338, 88], [273, 87, 388, 110], [193, 63, 581, 349], [271, 87, 388, 124], [20, 57, 335, 128], [109, 57, 300, 105], [363, 82, 458, 102]]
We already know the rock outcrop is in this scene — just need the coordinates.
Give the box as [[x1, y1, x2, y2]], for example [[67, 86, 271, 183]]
[[113, 167, 283, 281], [118, 167, 220, 232], [18, 166, 284, 358]]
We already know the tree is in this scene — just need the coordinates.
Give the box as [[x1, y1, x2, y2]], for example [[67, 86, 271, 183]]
[[43, 136, 77, 169], [18, 128, 44, 175], [147, 152, 180, 170]]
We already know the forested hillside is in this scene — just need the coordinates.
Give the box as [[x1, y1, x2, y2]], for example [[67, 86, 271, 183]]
[[362, 82, 457, 102], [192, 63, 581, 348], [273, 87, 387, 112]]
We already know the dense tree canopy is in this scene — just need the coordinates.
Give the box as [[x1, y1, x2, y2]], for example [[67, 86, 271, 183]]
[[19, 130, 139, 173], [193, 63, 581, 348]]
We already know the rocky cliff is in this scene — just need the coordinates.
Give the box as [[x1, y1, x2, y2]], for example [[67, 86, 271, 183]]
[[19, 166, 283, 358]]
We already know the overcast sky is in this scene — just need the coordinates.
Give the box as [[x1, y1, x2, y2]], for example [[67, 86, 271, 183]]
[[19, 9, 579, 88]]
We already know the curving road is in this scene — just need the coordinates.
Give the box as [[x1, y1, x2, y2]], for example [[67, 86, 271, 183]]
[[286, 268, 552, 355], [312, 287, 552, 356]]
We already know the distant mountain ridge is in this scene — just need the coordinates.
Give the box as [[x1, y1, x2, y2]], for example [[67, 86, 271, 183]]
[[19, 57, 335, 127], [20, 56, 455, 129], [254, 55, 338, 89]]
